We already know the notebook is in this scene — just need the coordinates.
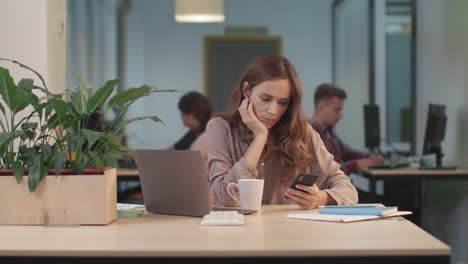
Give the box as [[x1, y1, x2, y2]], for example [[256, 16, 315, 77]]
[[136, 150, 256, 217], [287, 211, 412, 223], [318, 206, 398, 216]]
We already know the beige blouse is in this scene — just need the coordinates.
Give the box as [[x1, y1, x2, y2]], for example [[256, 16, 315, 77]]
[[189, 132, 208, 173], [206, 117, 358, 207]]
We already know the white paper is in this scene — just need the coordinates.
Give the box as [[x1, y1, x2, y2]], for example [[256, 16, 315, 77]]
[[117, 203, 145, 211], [287, 211, 412, 223]]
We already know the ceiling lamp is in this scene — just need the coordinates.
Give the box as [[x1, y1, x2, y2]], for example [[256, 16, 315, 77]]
[[175, 0, 225, 23]]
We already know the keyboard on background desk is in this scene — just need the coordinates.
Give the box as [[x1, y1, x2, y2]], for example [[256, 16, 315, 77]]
[[369, 154, 412, 169]]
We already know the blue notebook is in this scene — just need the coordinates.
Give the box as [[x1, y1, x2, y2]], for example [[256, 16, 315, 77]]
[[318, 206, 398, 216]]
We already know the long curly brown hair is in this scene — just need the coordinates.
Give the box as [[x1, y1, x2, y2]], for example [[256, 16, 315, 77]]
[[220, 55, 313, 183]]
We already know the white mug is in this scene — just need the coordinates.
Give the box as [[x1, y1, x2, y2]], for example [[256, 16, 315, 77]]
[[227, 179, 264, 211]]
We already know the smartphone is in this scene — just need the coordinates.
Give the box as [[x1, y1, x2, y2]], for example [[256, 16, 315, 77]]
[[289, 173, 319, 192]]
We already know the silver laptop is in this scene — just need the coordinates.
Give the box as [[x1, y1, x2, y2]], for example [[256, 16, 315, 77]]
[[136, 150, 256, 217]]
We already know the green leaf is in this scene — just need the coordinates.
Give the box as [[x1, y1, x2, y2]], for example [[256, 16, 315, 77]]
[[151, 88, 179, 93], [21, 122, 38, 130], [17, 78, 34, 92], [81, 129, 104, 148], [0, 67, 16, 104], [88, 79, 119, 112], [12, 161, 24, 183], [68, 135, 85, 152], [18, 145, 37, 168], [45, 102, 53, 117], [14, 81, 32, 113], [89, 152, 104, 168], [0, 133, 9, 145], [27, 156, 43, 192], [20, 130, 35, 141], [0, 68, 32, 114], [122, 115, 164, 127], [0, 101, 5, 115], [30, 94, 41, 117], [52, 152, 66, 176], [118, 145, 135, 158], [40, 166, 48, 182], [107, 85, 152, 108], [33, 85, 52, 96], [0, 103, 6, 132], [101, 153, 119, 168], [77, 73, 89, 113], [0, 131, 22, 148], [48, 97, 69, 115], [39, 144, 52, 160], [70, 90, 85, 114]]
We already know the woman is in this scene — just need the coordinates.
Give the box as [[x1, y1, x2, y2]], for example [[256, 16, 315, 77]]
[[172, 91, 213, 150], [206, 56, 358, 209]]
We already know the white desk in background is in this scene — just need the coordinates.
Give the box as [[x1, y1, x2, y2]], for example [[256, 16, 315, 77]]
[[0, 205, 450, 264]]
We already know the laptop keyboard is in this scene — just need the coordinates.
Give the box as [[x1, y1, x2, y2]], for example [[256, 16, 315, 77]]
[[369, 154, 412, 169]]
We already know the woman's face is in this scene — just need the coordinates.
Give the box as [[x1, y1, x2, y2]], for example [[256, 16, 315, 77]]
[[247, 79, 291, 129], [181, 112, 200, 132]]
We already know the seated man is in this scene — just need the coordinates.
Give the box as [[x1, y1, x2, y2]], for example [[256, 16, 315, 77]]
[[309, 84, 384, 202]]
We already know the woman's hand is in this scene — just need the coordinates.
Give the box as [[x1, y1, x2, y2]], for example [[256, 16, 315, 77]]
[[238, 98, 268, 138], [285, 184, 334, 210]]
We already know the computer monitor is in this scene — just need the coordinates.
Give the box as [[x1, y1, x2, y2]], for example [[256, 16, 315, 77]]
[[420, 104, 456, 170], [364, 104, 381, 153]]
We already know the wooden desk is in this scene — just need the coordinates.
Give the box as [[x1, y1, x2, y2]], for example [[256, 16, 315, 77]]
[[359, 168, 468, 224], [0, 205, 450, 264]]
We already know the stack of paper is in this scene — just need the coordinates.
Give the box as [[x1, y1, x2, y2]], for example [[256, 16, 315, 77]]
[[287, 205, 412, 223], [117, 203, 145, 218]]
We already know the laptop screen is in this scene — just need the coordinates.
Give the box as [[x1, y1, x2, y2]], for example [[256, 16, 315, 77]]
[[136, 150, 212, 217]]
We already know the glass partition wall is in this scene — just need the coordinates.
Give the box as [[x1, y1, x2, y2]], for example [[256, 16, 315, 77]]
[[372, 0, 416, 154], [333, 0, 416, 154]]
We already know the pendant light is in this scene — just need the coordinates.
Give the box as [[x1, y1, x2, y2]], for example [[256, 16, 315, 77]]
[[175, 0, 225, 23]]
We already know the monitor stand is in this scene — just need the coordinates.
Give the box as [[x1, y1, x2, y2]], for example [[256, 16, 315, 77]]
[[418, 152, 457, 170]]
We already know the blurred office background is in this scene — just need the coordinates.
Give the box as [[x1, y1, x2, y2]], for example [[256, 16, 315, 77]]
[[0, 0, 467, 263]]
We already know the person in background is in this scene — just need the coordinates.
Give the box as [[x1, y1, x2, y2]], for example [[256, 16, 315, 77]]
[[206, 56, 358, 209], [308, 84, 384, 175], [171, 91, 213, 150], [119, 92, 213, 204]]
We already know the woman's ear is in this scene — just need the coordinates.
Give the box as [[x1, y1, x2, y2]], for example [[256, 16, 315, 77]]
[[242, 82, 250, 98]]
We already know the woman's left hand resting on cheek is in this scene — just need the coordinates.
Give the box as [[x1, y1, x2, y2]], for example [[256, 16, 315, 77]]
[[285, 184, 335, 210]]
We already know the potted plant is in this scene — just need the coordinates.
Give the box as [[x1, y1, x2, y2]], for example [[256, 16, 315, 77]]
[[0, 58, 174, 225]]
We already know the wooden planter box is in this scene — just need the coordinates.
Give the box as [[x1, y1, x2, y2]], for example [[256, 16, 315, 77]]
[[0, 168, 117, 225]]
